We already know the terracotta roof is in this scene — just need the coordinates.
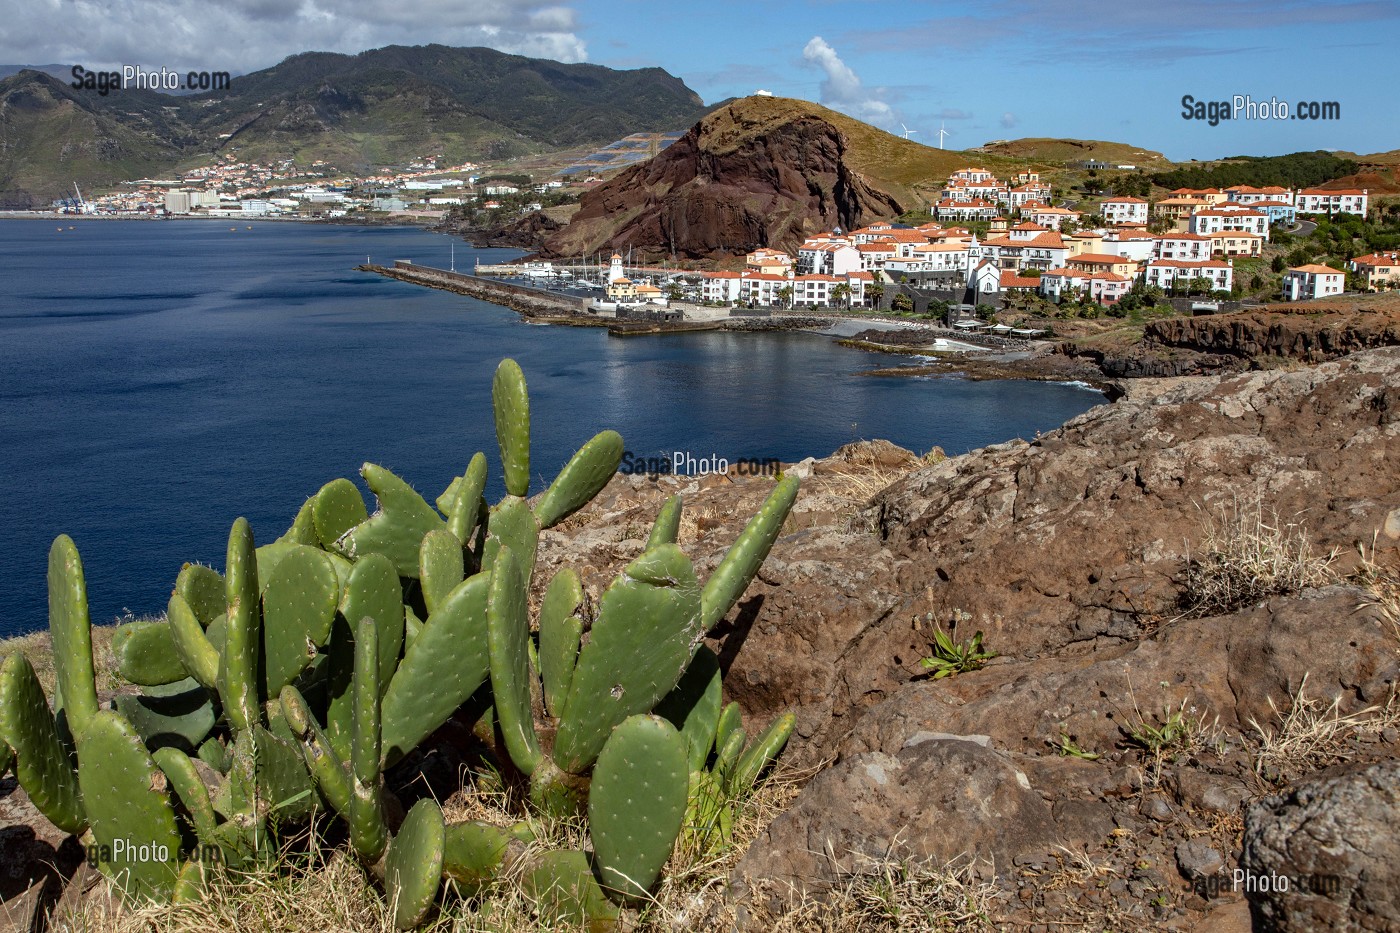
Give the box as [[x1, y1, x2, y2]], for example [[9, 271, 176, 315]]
[[1103, 196, 1147, 204], [1000, 271, 1040, 288], [1350, 252, 1400, 266], [1299, 188, 1367, 196], [1288, 264, 1344, 275], [1069, 253, 1129, 265]]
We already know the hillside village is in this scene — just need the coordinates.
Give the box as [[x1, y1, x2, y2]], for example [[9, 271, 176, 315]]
[[662, 167, 1392, 312]]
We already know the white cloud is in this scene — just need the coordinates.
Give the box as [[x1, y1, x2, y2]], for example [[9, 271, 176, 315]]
[[1000, 111, 1018, 128], [801, 36, 896, 129], [0, 0, 588, 74]]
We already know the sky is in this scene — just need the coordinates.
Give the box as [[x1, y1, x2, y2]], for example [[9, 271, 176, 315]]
[[3, 0, 1395, 161]]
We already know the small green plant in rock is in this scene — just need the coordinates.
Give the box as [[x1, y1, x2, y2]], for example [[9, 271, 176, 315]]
[[1052, 727, 1101, 761], [918, 616, 996, 679]]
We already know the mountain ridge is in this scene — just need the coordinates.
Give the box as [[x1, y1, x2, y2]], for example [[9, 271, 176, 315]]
[[0, 46, 715, 207]]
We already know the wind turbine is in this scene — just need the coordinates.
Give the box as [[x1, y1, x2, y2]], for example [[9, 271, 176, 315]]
[[900, 123, 918, 140], [937, 122, 950, 149]]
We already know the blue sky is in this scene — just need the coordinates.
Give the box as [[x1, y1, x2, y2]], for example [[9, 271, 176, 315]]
[[6, 0, 1395, 160]]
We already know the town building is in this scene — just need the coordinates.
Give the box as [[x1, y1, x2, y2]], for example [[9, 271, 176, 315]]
[[1296, 188, 1368, 216], [1281, 264, 1346, 300], [1348, 252, 1400, 289], [1142, 258, 1234, 293], [1100, 197, 1148, 226]]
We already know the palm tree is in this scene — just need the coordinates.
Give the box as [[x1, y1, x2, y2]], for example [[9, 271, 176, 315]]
[[831, 282, 851, 310], [867, 282, 885, 310], [776, 285, 794, 310]]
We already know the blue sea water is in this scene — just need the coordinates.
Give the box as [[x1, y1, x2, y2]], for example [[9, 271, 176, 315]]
[[0, 219, 1104, 635]]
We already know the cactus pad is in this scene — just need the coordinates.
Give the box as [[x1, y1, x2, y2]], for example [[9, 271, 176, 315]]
[[442, 820, 516, 894], [655, 645, 723, 773], [646, 494, 683, 549], [589, 714, 688, 903], [729, 712, 795, 795], [380, 573, 491, 766], [444, 452, 488, 544], [174, 563, 225, 627], [553, 545, 702, 774], [524, 849, 620, 930], [486, 546, 542, 776], [48, 534, 98, 737], [341, 464, 446, 576], [533, 430, 624, 529], [261, 545, 339, 696], [492, 358, 531, 497], [384, 798, 446, 930], [220, 517, 261, 734], [0, 653, 85, 833], [76, 710, 183, 902], [699, 473, 798, 629], [418, 529, 465, 617], [166, 595, 219, 689], [112, 619, 188, 687], [113, 677, 216, 755], [538, 569, 584, 718], [313, 478, 368, 549]]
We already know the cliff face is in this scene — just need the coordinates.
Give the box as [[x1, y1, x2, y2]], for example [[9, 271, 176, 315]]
[[538, 98, 908, 260], [1146, 301, 1400, 361]]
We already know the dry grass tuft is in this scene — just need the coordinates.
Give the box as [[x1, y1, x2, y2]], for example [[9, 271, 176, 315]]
[[0, 623, 122, 696], [1250, 673, 1400, 786], [734, 852, 1002, 933], [1183, 495, 1337, 616], [1353, 533, 1400, 647]]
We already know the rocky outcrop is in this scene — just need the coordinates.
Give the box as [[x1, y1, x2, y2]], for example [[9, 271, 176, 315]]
[[527, 348, 1400, 929], [1061, 300, 1400, 380], [538, 97, 907, 260], [1241, 759, 1400, 931], [1147, 303, 1400, 363]]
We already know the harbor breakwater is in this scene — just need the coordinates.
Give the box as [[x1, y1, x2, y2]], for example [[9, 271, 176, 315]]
[[362, 262, 588, 319]]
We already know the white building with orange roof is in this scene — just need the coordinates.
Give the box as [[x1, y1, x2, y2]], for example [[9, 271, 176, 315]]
[[1024, 204, 1081, 230], [1101, 196, 1148, 225], [1225, 185, 1295, 206], [855, 241, 897, 271], [1004, 181, 1052, 209], [1100, 231, 1157, 263], [973, 229, 1070, 272], [1039, 269, 1132, 305], [848, 223, 897, 243], [1143, 258, 1234, 293], [1153, 233, 1214, 262], [935, 198, 998, 221], [738, 270, 792, 307], [797, 238, 859, 276], [1189, 205, 1270, 239], [1169, 187, 1227, 205], [950, 167, 995, 185], [700, 271, 743, 304], [1206, 230, 1263, 258], [746, 247, 792, 272], [1067, 252, 1141, 278], [1296, 188, 1368, 216], [1348, 251, 1400, 289], [884, 242, 972, 277], [1282, 264, 1346, 300]]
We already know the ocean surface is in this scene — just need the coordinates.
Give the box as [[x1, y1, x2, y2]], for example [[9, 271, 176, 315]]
[[0, 219, 1104, 635]]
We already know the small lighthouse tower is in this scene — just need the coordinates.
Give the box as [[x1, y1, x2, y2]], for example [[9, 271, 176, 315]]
[[608, 253, 624, 283]]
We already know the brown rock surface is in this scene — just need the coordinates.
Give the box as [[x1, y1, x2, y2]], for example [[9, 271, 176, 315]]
[[1241, 759, 1400, 931], [527, 348, 1399, 928]]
